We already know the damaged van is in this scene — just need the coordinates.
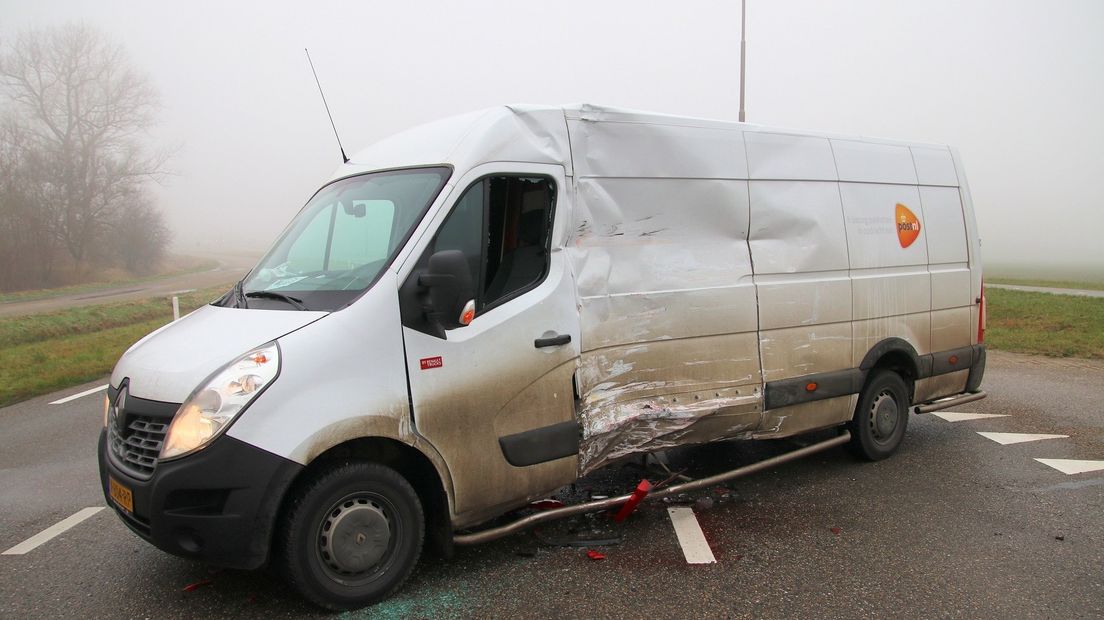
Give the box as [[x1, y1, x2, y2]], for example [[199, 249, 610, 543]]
[[98, 104, 987, 609]]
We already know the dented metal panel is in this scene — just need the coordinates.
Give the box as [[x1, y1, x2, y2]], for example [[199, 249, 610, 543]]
[[745, 132, 837, 181], [832, 139, 918, 185]]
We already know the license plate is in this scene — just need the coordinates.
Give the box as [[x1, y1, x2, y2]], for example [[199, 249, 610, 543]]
[[108, 477, 134, 513]]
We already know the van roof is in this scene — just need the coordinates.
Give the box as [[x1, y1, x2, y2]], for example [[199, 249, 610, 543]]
[[335, 104, 953, 182]]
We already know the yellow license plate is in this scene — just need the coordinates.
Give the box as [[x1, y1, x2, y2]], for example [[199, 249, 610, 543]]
[[108, 477, 134, 513]]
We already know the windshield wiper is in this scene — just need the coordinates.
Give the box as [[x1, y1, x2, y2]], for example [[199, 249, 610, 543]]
[[229, 279, 248, 309], [244, 290, 308, 311]]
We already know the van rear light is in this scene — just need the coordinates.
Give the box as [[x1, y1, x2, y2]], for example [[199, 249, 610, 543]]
[[977, 280, 986, 344]]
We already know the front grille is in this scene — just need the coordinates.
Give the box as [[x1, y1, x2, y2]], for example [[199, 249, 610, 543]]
[[108, 415, 169, 478]]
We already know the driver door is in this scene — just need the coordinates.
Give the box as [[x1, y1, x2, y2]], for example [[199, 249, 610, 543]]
[[398, 163, 580, 518]]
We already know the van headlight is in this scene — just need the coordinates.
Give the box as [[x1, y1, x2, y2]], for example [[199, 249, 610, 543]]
[[160, 342, 280, 460]]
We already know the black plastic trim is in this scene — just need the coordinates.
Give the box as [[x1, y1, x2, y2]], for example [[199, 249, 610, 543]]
[[98, 430, 302, 570], [498, 421, 579, 467], [930, 345, 976, 377], [965, 344, 987, 392], [765, 368, 865, 410], [858, 337, 923, 377]]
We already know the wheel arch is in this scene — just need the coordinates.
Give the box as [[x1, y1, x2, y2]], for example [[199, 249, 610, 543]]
[[283, 434, 455, 558], [858, 338, 923, 403]]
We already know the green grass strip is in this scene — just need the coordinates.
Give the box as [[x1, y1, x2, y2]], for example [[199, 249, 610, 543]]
[[986, 287, 1104, 359]]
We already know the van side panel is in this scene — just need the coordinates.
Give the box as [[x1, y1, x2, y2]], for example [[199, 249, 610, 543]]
[[567, 118, 762, 474], [746, 134, 855, 434]]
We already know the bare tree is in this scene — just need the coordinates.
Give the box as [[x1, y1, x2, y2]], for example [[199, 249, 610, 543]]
[[0, 23, 169, 282]]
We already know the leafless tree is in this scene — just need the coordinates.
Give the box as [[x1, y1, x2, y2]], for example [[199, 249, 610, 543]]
[[0, 23, 170, 288]]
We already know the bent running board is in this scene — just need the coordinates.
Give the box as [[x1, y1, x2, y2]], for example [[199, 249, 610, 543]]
[[453, 431, 852, 545]]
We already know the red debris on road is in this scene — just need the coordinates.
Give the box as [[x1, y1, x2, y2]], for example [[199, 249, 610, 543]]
[[613, 479, 652, 523]]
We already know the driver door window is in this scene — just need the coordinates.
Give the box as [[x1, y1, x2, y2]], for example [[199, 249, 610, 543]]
[[422, 174, 555, 316]]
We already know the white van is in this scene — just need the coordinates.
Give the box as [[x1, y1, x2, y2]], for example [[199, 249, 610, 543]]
[[98, 104, 987, 609]]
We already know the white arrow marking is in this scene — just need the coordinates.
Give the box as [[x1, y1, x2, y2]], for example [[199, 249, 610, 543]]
[[931, 412, 1010, 422], [667, 506, 716, 564], [1034, 459, 1104, 475], [977, 432, 1068, 445]]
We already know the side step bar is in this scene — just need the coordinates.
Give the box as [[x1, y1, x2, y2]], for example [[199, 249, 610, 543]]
[[912, 390, 987, 415], [453, 431, 852, 546]]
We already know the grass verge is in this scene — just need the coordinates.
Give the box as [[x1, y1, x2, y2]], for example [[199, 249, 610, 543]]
[[986, 287, 1104, 359], [987, 277, 1104, 292], [0, 287, 226, 408], [0, 255, 220, 304]]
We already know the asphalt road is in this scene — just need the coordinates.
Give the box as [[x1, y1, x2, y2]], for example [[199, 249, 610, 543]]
[[0, 252, 257, 318], [986, 283, 1104, 299], [1, 351, 1101, 619]]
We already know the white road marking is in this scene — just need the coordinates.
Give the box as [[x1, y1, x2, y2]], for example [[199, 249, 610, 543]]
[[1035, 459, 1104, 475], [931, 412, 1010, 422], [49, 384, 108, 405], [977, 432, 1068, 445], [2, 507, 104, 555], [667, 506, 716, 564]]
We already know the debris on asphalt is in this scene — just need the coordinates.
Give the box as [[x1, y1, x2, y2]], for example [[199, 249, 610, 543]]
[[694, 496, 715, 511], [530, 499, 565, 510], [182, 579, 212, 592], [586, 550, 606, 561], [613, 479, 652, 523], [1055, 535, 1065, 541], [830, 527, 842, 535]]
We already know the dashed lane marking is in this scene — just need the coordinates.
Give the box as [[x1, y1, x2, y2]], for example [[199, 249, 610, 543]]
[[667, 506, 716, 564], [49, 384, 108, 405], [1034, 459, 1104, 475], [931, 412, 1010, 422], [976, 432, 1068, 445], [2, 507, 104, 555]]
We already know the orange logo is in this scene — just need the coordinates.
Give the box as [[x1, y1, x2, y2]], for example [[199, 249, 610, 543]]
[[895, 203, 921, 248]]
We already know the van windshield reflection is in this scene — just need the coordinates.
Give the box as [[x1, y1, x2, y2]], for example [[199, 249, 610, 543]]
[[222, 167, 450, 312]]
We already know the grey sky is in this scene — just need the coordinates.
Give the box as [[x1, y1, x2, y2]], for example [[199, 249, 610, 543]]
[[2, 0, 1102, 273]]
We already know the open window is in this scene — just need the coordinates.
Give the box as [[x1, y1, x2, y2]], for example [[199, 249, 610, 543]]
[[400, 175, 556, 335]]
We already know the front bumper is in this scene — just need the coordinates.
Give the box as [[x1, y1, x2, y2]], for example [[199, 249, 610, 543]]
[[98, 429, 303, 569]]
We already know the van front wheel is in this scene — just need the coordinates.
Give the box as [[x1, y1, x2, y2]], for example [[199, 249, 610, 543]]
[[279, 462, 424, 610], [847, 370, 910, 461]]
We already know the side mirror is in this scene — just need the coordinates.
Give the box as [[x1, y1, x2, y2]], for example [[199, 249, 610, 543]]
[[419, 250, 474, 331]]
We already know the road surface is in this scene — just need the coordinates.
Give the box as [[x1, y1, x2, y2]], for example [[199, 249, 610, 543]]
[[0, 252, 257, 318], [986, 283, 1104, 298], [1, 351, 1101, 618]]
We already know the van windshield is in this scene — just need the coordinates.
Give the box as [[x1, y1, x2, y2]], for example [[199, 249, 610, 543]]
[[230, 167, 450, 311]]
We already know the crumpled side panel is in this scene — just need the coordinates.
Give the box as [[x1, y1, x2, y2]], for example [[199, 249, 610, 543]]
[[575, 335, 763, 475]]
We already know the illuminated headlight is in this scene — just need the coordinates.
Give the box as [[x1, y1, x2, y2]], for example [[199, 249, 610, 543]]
[[160, 342, 280, 460]]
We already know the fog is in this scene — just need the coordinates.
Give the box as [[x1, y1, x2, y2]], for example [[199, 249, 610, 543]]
[[3, 0, 1102, 277]]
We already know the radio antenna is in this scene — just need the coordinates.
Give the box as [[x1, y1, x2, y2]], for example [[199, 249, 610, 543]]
[[305, 48, 349, 163]]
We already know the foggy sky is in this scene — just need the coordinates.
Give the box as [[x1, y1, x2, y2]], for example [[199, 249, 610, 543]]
[[2, 0, 1102, 273]]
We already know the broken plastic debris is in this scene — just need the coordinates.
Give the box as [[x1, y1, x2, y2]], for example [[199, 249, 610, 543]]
[[530, 499, 565, 510], [830, 527, 842, 535], [586, 550, 606, 561], [613, 479, 652, 523], [182, 579, 212, 592]]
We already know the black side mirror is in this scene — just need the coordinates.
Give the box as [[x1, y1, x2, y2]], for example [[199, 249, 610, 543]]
[[419, 250, 474, 333]]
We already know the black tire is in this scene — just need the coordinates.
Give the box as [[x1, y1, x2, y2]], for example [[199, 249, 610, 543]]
[[279, 462, 424, 610], [847, 370, 910, 461]]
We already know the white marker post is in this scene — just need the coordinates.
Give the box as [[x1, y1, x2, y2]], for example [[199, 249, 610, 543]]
[[172, 295, 180, 321]]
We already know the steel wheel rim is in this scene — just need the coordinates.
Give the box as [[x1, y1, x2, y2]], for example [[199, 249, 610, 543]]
[[868, 390, 900, 444], [316, 492, 400, 586]]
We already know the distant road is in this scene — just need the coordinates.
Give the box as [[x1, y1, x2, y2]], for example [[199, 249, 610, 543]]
[[987, 283, 1104, 299], [0, 252, 257, 318]]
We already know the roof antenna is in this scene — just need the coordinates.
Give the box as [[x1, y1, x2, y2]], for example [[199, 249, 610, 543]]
[[305, 48, 349, 163]]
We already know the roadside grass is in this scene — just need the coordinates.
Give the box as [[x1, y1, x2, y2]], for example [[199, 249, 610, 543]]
[[0, 255, 219, 304], [0, 287, 226, 407], [986, 287, 1104, 359], [987, 277, 1104, 292]]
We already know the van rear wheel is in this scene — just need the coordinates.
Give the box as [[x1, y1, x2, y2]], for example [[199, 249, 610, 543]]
[[279, 462, 424, 610], [847, 370, 910, 461]]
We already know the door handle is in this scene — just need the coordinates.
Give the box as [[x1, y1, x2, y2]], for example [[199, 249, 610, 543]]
[[534, 333, 571, 348]]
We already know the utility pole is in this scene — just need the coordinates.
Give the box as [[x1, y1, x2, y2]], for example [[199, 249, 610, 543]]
[[738, 0, 747, 122]]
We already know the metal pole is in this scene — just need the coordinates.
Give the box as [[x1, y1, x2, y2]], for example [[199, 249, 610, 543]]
[[739, 0, 747, 122], [453, 431, 850, 545]]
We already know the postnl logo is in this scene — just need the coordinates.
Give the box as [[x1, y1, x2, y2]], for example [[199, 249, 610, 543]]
[[895, 203, 921, 248]]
